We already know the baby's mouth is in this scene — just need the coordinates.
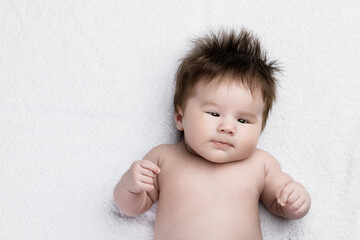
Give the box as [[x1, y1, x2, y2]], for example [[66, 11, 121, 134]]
[[211, 140, 233, 148]]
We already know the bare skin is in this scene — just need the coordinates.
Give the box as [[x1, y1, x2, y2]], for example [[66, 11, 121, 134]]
[[113, 79, 311, 239], [114, 142, 310, 239], [154, 142, 265, 240]]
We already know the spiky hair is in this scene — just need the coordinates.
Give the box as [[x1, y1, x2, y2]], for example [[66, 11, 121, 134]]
[[173, 28, 280, 134]]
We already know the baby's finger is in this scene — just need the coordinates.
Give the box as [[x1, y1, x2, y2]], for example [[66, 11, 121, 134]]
[[140, 160, 161, 174], [293, 198, 310, 217], [137, 182, 155, 192], [141, 168, 155, 178], [127, 178, 154, 193], [287, 189, 301, 205], [140, 175, 154, 185], [276, 183, 286, 200], [279, 183, 295, 206], [287, 196, 305, 212]]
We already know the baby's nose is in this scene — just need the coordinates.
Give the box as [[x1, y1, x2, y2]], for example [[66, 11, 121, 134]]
[[218, 120, 236, 135]]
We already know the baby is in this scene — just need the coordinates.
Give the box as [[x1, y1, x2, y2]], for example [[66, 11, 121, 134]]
[[113, 29, 311, 239]]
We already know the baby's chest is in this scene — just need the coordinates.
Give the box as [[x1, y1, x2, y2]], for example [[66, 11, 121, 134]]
[[160, 160, 264, 200]]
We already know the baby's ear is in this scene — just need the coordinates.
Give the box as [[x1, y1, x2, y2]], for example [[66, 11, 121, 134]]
[[174, 107, 184, 131]]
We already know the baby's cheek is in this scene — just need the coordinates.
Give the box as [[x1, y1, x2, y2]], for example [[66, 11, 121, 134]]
[[184, 133, 200, 152], [238, 136, 257, 157]]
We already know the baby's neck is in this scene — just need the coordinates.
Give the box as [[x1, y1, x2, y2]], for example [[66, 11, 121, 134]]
[[183, 141, 201, 158]]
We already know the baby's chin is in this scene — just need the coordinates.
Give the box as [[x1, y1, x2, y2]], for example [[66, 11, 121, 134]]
[[185, 143, 248, 164], [204, 156, 246, 164]]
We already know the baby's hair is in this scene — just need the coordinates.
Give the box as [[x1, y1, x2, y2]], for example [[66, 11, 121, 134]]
[[173, 28, 280, 136]]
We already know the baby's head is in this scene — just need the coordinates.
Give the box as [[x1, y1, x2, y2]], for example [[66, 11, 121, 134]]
[[173, 29, 280, 162]]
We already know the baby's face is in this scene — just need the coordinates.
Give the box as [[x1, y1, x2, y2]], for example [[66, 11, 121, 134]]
[[175, 78, 265, 163]]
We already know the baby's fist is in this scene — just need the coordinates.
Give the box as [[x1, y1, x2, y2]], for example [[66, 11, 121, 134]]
[[276, 181, 311, 219], [126, 160, 161, 194]]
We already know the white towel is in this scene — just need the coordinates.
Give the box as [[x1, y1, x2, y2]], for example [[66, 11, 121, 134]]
[[1, 1, 359, 239]]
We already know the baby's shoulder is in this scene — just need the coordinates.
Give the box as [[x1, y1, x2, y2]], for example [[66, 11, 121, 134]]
[[252, 148, 281, 172], [144, 143, 182, 165], [147, 143, 181, 154], [251, 148, 278, 165]]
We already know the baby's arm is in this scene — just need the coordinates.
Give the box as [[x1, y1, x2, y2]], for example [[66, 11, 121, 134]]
[[113, 147, 161, 217], [260, 151, 311, 220]]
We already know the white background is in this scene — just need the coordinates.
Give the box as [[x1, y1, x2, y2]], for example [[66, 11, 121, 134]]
[[1, 1, 360, 239]]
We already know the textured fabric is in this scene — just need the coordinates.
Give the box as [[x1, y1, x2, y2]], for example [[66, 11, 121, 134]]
[[1, 1, 359, 239]]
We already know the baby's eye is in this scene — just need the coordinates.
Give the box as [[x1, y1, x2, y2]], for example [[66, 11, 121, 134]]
[[207, 112, 220, 117], [237, 118, 248, 124]]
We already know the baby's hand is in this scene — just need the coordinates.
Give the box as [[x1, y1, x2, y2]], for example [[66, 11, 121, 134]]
[[126, 160, 161, 194], [276, 181, 311, 219]]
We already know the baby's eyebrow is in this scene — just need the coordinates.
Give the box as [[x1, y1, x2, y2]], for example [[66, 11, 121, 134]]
[[201, 101, 221, 107]]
